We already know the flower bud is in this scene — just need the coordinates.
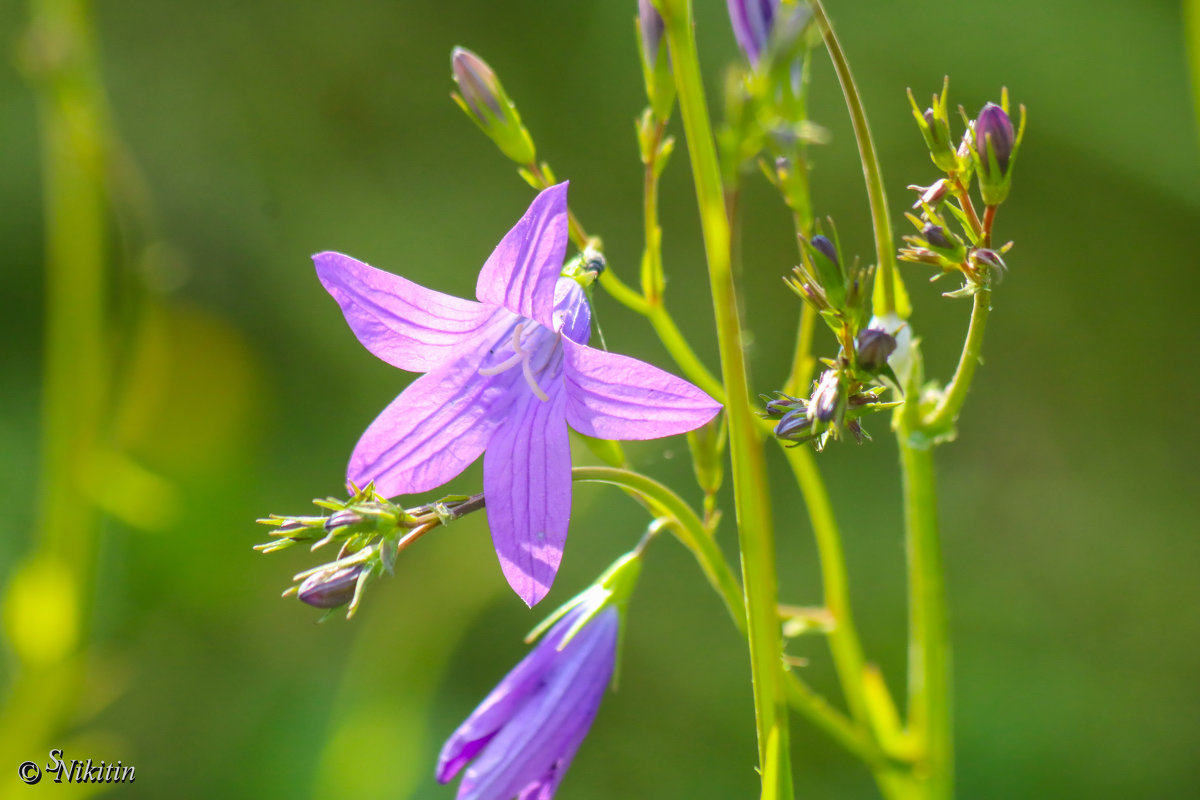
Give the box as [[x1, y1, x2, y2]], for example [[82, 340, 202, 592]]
[[638, 0, 675, 120], [727, 0, 777, 67], [297, 564, 362, 609], [970, 96, 1025, 206], [867, 313, 913, 385], [774, 408, 813, 441], [922, 224, 952, 250], [451, 47, 536, 165], [809, 234, 838, 268], [907, 79, 958, 172], [808, 369, 842, 424], [975, 103, 1014, 173], [802, 233, 845, 310], [855, 328, 897, 372]]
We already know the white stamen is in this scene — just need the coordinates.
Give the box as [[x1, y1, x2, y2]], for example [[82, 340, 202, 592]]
[[476, 320, 551, 401], [478, 352, 522, 376], [523, 358, 550, 402]]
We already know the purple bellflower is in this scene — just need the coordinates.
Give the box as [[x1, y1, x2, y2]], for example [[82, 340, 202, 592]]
[[437, 593, 618, 800], [315, 183, 721, 606]]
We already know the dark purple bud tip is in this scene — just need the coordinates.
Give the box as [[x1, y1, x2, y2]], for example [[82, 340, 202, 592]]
[[855, 328, 897, 372], [451, 47, 504, 118], [809, 235, 839, 268], [923, 108, 936, 127], [298, 565, 362, 609], [922, 224, 953, 250], [975, 102, 1014, 173], [639, 0, 666, 65]]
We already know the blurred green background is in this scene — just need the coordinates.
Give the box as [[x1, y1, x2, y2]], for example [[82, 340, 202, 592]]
[[2, 0, 1197, 797]]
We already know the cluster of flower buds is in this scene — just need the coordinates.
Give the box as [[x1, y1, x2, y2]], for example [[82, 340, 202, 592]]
[[450, 47, 536, 166], [256, 484, 485, 618], [908, 78, 1025, 208], [901, 81, 1023, 297], [761, 377, 895, 449]]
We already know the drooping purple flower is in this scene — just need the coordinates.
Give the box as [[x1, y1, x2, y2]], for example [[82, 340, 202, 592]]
[[315, 183, 721, 606], [437, 595, 618, 800]]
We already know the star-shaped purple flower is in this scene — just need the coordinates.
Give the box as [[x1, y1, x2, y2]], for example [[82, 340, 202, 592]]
[[315, 183, 721, 605], [437, 593, 618, 800]]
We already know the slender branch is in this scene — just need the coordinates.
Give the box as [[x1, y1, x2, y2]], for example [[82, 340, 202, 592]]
[[572, 466, 744, 633], [811, 0, 900, 314], [921, 289, 991, 433], [660, 2, 791, 794]]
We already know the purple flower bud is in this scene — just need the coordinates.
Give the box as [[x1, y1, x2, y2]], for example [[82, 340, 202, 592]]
[[297, 564, 362, 609], [727, 0, 778, 66], [639, 0, 665, 66], [922, 224, 953, 250], [451, 47, 504, 118], [975, 102, 1014, 175], [809, 235, 839, 269], [773, 408, 812, 440], [808, 369, 842, 423], [855, 328, 897, 372]]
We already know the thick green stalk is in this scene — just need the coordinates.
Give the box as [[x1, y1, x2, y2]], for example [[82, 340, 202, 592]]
[[659, 2, 791, 795], [897, 418, 952, 800], [810, 0, 899, 314]]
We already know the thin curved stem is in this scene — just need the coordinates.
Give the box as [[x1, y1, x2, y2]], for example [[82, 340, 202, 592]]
[[921, 289, 990, 433], [811, 0, 901, 315]]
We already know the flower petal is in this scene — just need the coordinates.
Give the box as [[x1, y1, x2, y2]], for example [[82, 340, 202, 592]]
[[315, 251, 495, 373], [483, 384, 572, 607], [436, 631, 560, 784], [476, 183, 569, 330], [349, 350, 525, 497], [562, 338, 722, 440], [453, 609, 617, 800]]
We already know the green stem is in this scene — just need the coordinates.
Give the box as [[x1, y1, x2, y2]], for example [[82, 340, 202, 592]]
[[780, 446, 871, 725], [661, 2, 791, 795], [573, 467, 888, 780], [572, 466, 744, 633], [897, 416, 952, 800], [811, 0, 899, 314], [921, 289, 990, 433]]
